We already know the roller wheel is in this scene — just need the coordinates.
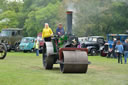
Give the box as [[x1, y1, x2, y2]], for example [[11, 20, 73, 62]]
[[42, 42, 54, 69], [43, 53, 54, 69], [0, 43, 7, 59], [60, 64, 88, 73], [60, 51, 88, 73]]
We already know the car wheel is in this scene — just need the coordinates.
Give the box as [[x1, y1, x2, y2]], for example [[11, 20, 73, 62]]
[[23, 50, 27, 53], [7, 49, 11, 52], [39, 50, 42, 53], [14, 44, 20, 52], [90, 49, 97, 56], [31, 48, 34, 52], [100, 50, 107, 57]]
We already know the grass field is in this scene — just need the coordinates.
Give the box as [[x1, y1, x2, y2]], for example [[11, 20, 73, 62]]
[[0, 52, 128, 85]]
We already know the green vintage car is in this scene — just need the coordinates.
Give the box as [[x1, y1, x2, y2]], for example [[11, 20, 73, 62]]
[[0, 28, 23, 51]]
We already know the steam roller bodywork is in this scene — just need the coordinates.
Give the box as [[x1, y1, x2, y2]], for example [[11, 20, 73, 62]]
[[42, 41, 88, 73]]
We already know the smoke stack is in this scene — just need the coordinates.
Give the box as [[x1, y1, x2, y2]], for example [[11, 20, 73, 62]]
[[67, 11, 73, 35]]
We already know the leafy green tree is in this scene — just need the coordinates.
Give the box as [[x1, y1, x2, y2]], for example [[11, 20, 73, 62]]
[[24, 1, 61, 36], [0, 10, 19, 29]]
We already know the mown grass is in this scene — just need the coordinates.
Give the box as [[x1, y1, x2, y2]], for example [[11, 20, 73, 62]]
[[0, 52, 128, 85]]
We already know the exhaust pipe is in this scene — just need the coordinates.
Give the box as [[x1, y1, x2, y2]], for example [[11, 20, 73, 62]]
[[67, 11, 73, 35]]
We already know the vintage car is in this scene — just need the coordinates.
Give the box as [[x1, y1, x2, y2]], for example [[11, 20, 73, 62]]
[[0, 28, 23, 51], [81, 36, 105, 56], [19, 37, 35, 52]]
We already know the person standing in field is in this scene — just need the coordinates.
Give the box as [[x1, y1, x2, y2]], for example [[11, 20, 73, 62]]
[[107, 43, 113, 58], [112, 38, 117, 58], [34, 39, 39, 56], [123, 39, 128, 64], [115, 41, 124, 64], [42, 23, 53, 41], [56, 23, 65, 36]]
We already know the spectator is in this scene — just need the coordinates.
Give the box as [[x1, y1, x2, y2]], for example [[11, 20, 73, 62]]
[[123, 39, 128, 64], [108, 43, 113, 58], [42, 23, 53, 41], [112, 38, 117, 58], [56, 23, 65, 36], [115, 41, 123, 64], [34, 39, 39, 56]]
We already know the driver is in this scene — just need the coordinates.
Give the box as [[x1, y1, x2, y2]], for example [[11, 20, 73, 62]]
[[56, 23, 65, 36]]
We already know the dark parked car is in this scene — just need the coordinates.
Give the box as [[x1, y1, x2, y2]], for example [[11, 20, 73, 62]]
[[81, 36, 105, 56], [0, 28, 23, 51]]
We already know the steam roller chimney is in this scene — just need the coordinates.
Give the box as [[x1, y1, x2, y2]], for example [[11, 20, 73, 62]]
[[67, 11, 73, 35]]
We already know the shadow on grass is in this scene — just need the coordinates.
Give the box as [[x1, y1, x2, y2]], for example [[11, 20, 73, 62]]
[[48, 67, 60, 73], [31, 66, 88, 74], [31, 66, 61, 73]]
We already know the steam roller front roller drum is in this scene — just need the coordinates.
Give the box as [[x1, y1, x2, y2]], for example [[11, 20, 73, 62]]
[[60, 51, 88, 73], [42, 42, 54, 69]]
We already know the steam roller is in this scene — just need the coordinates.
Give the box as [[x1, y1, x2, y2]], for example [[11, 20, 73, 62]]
[[42, 11, 88, 73]]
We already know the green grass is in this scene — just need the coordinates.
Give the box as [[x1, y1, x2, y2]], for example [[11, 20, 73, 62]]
[[0, 52, 128, 85]]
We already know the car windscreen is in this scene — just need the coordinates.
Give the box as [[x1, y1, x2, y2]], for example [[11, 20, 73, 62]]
[[21, 38, 34, 43], [37, 36, 43, 41], [1, 30, 12, 36], [108, 36, 117, 41], [88, 37, 97, 42]]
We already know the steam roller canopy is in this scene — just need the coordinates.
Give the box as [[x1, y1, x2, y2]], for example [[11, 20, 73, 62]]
[[60, 51, 88, 73]]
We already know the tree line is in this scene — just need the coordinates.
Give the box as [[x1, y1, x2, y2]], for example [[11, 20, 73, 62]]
[[73, 0, 128, 37], [0, 0, 128, 37]]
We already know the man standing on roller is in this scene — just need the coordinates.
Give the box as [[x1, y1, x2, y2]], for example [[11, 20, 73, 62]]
[[56, 23, 65, 36]]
